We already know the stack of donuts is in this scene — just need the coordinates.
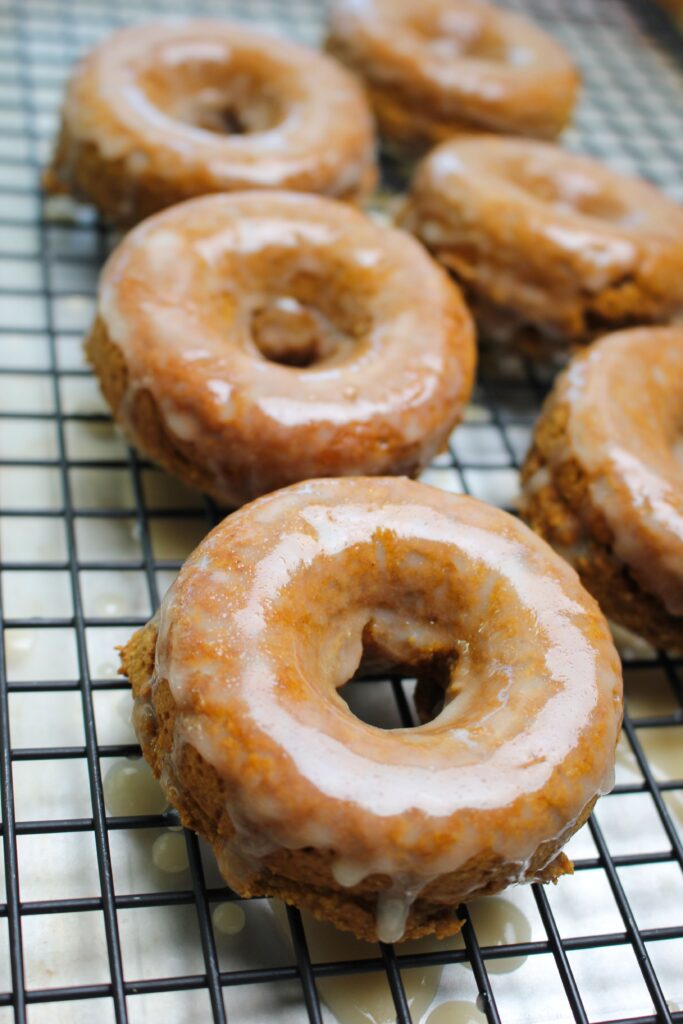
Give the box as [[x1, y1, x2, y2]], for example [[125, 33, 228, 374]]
[[46, 0, 682, 945]]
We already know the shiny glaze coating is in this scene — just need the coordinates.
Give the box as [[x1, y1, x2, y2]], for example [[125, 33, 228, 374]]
[[401, 137, 683, 346], [45, 20, 376, 223], [90, 191, 475, 506], [135, 477, 622, 940], [327, 0, 578, 145], [527, 328, 683, 619]]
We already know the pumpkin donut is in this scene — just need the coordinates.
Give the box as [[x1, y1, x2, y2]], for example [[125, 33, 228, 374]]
[[86, 191, 475, 506], [121, 476, 622, 943], [400, 136, 683, 348], [45, 20, 376, 225], [521, 327, 683, 651], [326, 0, 578, 148]]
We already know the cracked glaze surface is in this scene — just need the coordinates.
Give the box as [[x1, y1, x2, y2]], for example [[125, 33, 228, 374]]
[[143, 477, 622, 927]]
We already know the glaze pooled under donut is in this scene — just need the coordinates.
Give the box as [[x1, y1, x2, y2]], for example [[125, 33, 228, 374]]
[[86, 191, 475, 506], [522, 327, 683, 651], [327, 0, 578, 147], [400, 136, 683, 349], [45, 20, 376, 225], [122, 476, 623, 943]]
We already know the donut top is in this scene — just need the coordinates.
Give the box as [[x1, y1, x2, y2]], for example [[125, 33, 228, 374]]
[[97, 191, 474, 503], [408, 137, 683, 297], [329, 0, 578, 137], [555, 328, 683, 617], [147, 478, 622, 927], [61, 20, 375, 197]]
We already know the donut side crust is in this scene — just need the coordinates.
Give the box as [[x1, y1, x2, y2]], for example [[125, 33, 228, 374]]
[[521, 402, 682, 651], [86, 308, 472, 507], [85, 318, 225, 500], [45, 123, 375, 227], [400, 205, 683, 348], [121, 622, 583, 943]]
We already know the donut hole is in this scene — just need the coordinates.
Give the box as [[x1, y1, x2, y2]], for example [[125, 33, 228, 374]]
[[337, 646, 458, 731], [322, 590, 472, 733], [249, 274, 372, 369], [251, 298, 352, 368], [138, 60, 285, 135]]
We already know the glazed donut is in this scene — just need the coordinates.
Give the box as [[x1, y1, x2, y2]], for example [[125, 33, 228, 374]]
[[522, 327, 683, 652], [122, 476, 622, 943], [86, 191, 475, 506], [326, 0, 578, 147], [400, 136, 683, 348], [45, 20, 376, 225]]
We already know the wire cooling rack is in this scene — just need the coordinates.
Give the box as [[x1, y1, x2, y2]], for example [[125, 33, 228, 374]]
[[0, 0, 682, 1022]]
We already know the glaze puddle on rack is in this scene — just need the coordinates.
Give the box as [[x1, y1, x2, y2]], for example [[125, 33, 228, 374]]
[[1, 0, 683, 1022]]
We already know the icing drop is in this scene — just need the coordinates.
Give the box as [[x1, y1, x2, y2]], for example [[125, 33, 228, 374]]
[[331, 859, 370, 888], [151, 830, 189, 873], [96, 592, 125, 616], [212, 901, 246, 936], [103, 758, 167, 816], [376, 881, 427, 944], [376, 892, 411, 944]]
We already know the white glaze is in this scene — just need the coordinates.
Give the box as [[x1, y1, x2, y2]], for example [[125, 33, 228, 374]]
[[137, 478, 622, 940]]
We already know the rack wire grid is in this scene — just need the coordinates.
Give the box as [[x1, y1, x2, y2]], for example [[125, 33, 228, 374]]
[[0, 0, 682, 1022]]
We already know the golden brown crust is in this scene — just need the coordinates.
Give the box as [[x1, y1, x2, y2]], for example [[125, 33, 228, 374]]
[[428, 240, 677, 349], [122, 622, 577, 943], [46, 123, 374, 228], [521, 402, 682, 651], [85, 318, 224, 498]]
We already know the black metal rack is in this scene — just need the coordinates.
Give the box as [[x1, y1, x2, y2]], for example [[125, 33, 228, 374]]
[[0, 0, 681, 1022]]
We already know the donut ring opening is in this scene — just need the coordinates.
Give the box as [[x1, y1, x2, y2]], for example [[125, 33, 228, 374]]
[[232, 256, 373, 370]]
